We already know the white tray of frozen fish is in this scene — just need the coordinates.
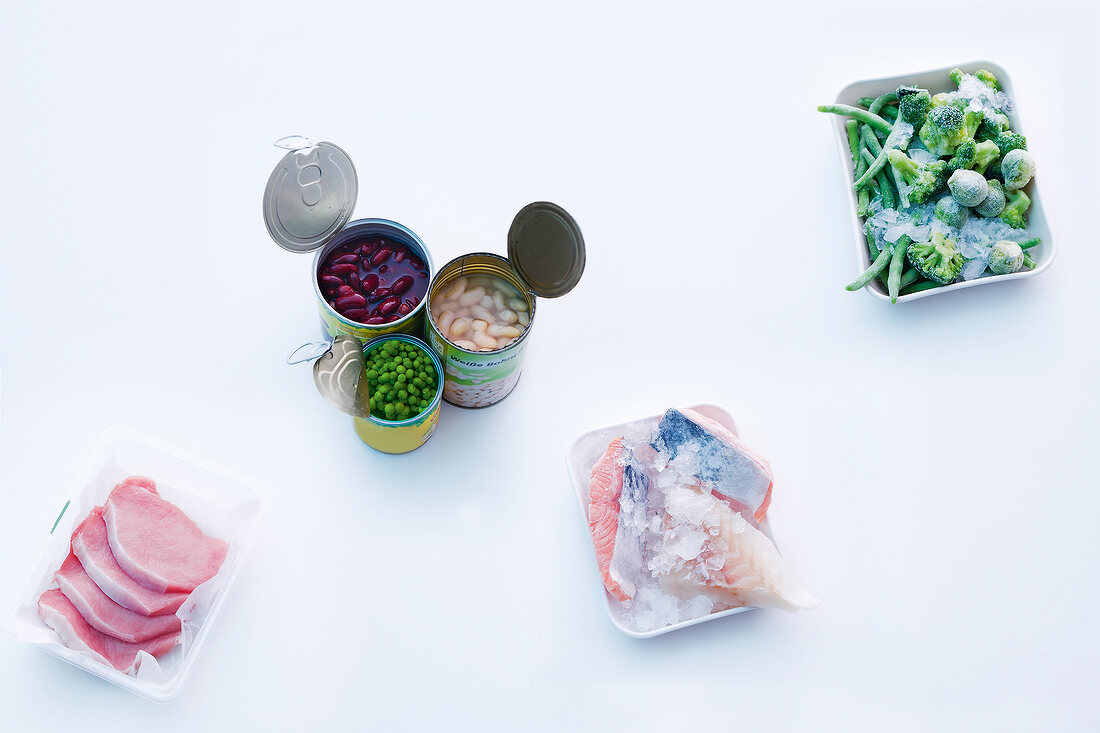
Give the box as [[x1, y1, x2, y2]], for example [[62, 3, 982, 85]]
[[567, 405, 819, 638]]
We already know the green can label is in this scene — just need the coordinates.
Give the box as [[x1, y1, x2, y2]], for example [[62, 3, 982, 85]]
[[426, 328, 528, 407]]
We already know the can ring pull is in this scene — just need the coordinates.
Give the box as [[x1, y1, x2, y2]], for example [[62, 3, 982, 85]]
[[287, 339, 334, 365], [273, 135, 315, 152]]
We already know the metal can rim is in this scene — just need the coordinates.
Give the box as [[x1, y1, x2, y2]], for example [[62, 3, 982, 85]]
[[311, 218, 434, 331], [425, 251, 536, 355]]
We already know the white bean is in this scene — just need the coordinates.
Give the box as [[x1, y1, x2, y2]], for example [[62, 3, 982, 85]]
[[444, 278, 467, 300], [473, 331, 498, 349], [436, 310, 455, 335], [480, 295, 494, 308], [498, 309, 518, 324], [453, 339, 478, 351], [471, 318, 488, 332], [493, 293, 505, 311], [486, 323, 508, 338], [498, 325, 522, 338], [508, 298, 529, 312], [459, 287, 486, 306], [450, 317, 471, 338], [517, 311, 530, 326], [470, 304, 495, 322]]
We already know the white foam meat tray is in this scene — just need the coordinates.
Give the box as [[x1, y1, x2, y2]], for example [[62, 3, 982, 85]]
[[3, 426, 265, 702]]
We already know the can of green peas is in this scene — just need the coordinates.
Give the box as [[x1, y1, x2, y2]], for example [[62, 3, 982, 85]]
[[424, 202, 585, 408], [351, 335, 444, 454]]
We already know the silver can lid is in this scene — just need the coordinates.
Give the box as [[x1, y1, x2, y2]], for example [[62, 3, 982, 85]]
[[506, 202, 585, 298], [263, 137, 359, 253]]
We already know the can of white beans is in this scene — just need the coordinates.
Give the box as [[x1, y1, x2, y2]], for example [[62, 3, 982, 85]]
[[424, 203, 585, 408]]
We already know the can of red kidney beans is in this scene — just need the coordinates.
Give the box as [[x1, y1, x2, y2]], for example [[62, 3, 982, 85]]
[[424, 202, 584, 408], [311, 219, 433, 342], [263, 138, 433, 343]]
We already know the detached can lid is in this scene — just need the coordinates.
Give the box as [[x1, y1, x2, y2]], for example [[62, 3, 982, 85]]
[[263, 137, 358, 253], [506, 202, 585, 298]]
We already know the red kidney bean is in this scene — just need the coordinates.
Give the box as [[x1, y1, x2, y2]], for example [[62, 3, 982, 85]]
[[337, 285, 354, 297], [391, 275, 414, 295], [378, 265, 388, 274], [378, 296, 400, 315], [342, 308, 372, 322], [393, 249, 406, 263], [404, 296, 420, 307], [360, 273, 380, 293], [365, 316, 386, 325], [370, 248, 392, 266], [373, 288, 392, 300], [346, 272, 361, 290], [335, 293, 367, 309], [319, 274, 344, 288], [408, 258, 423, 270], [397, 303, 411, 316], [385, 314, 401, 323], [419, 271, 429, 278], [331, 263, 357, 277], [332, 253, 358, 265]]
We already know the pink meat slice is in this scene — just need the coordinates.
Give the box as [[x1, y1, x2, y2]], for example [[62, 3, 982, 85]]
[[103, 483, 228, 593], [588, 437, 631, 602], [117, 475, 158, 495], [70, 508, 189, 616], [37, 588, 179, 672], [55, 553, 181, 643]]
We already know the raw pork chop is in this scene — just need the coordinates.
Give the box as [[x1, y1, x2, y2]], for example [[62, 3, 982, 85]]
[[37, 589, 179, 672], [587, 436, 649, 602], [70, 508, 189, 616], [55, 553, 181, 643], [652, 407, 774, 524], [103, 483, 228, 593]]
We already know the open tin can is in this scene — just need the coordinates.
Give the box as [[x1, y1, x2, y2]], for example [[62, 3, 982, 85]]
[[310, 334, 443, 454], [425, 202, 585, 408], [263, 138, 433, 342]]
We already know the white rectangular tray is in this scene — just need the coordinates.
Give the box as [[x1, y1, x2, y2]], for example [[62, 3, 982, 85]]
[[829, 60, 1055, 302], [3, 426, 265, 702], [566, 404, 772, 638]]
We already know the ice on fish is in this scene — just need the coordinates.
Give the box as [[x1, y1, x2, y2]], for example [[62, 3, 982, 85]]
[[651, 408, 773, 524], [655, 485, 820, 612]]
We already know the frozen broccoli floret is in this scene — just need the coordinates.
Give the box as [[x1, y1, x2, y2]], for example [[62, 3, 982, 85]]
[[907, 231, 964, 285], [919, 105, 968, 156], [998, 189, 1031, 229], [975, 180, 1006, 217], [988, 241, 1024, 275], [897, 86, 932, 127], [976, 111, 1010, 142], [935, 195, 970, 228], [946, 140, 976, 174], [1002, 149, 1037, 191], [963, 108, 984, 139], [975, 69, 1002, 91], [971, 140, 1001, 175], [948, 169, 989, 207], [887, 149, 947, 205]]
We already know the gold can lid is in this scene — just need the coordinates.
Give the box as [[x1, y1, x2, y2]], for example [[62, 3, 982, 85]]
[[506, 202, 585, 298]]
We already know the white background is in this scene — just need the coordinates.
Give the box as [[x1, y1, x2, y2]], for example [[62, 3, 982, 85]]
[[1, 1, 1098, 730]]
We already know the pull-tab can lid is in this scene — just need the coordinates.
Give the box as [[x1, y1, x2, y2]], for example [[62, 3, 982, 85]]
[[311, 335, 370, 418], [506, 202, 585, 298], [263, 139, 358, 253]]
